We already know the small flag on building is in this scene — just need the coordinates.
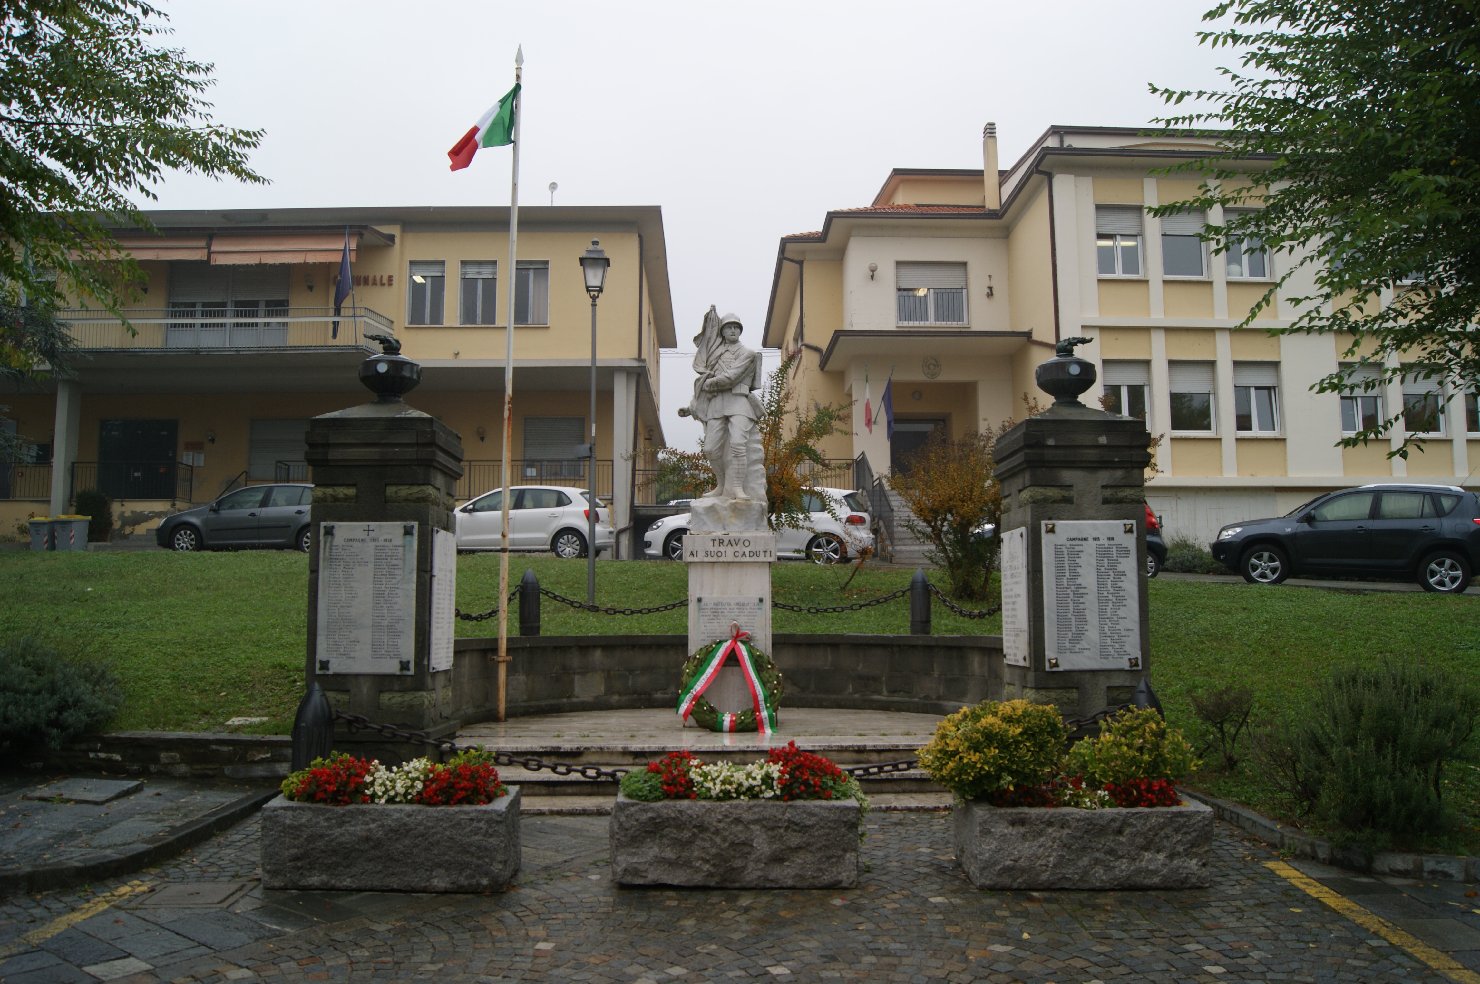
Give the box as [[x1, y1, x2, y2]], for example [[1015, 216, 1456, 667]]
[[331, 230, 352, 339], [881, 376, 895, 440], [863, 371, 873, 434], [448, 83, 521, 171]]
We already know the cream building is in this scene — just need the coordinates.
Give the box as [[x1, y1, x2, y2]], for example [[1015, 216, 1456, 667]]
[[762, 124, 1479, 545], [2, 205, 676, 553]]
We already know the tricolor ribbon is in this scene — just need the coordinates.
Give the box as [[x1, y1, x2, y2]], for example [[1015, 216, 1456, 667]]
[[677, 626, 777, 734]]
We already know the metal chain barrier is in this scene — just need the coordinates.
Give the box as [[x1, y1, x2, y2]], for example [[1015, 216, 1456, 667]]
[[538, 586, 688, 617], [455, 587, 521, 623], [925, 581, 1002, 619], [773, 585, 910, 614], [333, 710, 631, 781]]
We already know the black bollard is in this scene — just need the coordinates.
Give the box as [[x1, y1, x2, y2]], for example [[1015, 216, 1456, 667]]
[[290, 682, 334, 771], [909, 568, 931, 635], [519, 568, 541, 636], [1133, 675, 1163, 715]]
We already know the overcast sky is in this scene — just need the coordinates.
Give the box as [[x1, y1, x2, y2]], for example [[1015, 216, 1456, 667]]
[[147, 0, 1234, 449]]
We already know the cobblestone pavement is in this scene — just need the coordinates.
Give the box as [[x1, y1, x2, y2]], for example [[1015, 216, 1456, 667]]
[[3, 813, 1477, 983]]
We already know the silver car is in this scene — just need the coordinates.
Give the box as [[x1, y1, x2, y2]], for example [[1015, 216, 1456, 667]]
[[455, 485, 614, 558], [644, 487, 874, 564], [155, 483, 313, 552]]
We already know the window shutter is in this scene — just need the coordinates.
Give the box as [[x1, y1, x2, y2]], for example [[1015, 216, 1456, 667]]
[[1095, 205, 1144, 235], [1102, 361, 1150, 386], [248, 419, 308, 480], [168, 263, 228, 303], [1233, 362, 1279, 387], [228, 265, 290, 300], [1168, 362, 1215, 392], [1342, 362, 1383, 387], [462, 261, 496, 279], [895, 262, 967, 289], [523, 417, 583, 459], [1160, 209, 1206, 235]]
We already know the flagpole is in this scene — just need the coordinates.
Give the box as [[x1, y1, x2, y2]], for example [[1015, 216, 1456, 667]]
[[496, 46, 523, 723]]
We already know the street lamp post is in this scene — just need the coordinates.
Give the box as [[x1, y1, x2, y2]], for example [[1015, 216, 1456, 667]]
[[578, 240, 609, 605]]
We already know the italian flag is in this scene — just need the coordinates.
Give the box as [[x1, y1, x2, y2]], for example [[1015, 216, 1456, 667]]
[[448, 84, 520, 171]]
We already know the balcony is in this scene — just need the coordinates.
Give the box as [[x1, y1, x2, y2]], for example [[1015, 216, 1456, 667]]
[[60, 307, 394, 353]]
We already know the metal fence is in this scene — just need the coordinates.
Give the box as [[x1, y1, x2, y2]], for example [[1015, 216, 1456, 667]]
[[456, 459, 614, 502], [59, 307, 394, 352], [69, 460, 195, 503]]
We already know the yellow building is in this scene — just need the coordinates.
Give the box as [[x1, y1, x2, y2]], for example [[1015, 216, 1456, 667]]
[[2, 205, 676, 552], [762, 124, 1479, 545]]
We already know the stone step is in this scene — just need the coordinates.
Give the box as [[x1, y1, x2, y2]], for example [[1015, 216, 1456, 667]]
[[462, 739, 926, 768], [517, 790, 952, 816]]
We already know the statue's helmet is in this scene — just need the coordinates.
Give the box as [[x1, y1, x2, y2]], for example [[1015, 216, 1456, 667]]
[[718, 313, 743, 332]]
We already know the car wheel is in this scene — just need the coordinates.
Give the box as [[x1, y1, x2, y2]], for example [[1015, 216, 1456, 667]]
[[806, 533, 845, 565], [663, 529, 687, 561], [169, 526, 203, 552], [552, 529, 588, 559], [1240, 544, 1289, 585], [1146, 551, 1161, 579], [1418, 550, 1471, 594], [296, 526, 311, 554]]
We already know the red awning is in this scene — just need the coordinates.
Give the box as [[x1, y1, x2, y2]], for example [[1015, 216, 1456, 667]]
[[209, 234, 358, 265], [113, 235, 210, 261]]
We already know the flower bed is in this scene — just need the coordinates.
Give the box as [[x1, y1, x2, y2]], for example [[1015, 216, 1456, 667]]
[[919, 702, 1212, 889], [609, 743, 865, 888], [260, 751, 520, 893]]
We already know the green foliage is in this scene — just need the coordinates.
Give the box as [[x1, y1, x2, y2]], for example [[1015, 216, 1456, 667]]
[[758, 353, 850, 529], [72, 489, 113, 542], [0, 0, 265, 323], [0, 636, 120, 751], [1066, 707, 1199, 787], [618, 768, 667, 802], [886, 428, 1005, 600], [1190, 685, 1254, 770], [1163, 534, 1226, 574], [1257, 661, 1479, 847], [917, 700, 1068, 801], [1152, 0, 1480, 456]]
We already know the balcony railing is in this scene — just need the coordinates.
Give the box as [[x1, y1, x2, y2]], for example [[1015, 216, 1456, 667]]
[[70, 460, 195, 503], [0, 462, 52, 501], [457, 460, 613, 503], [58, 307, 394, 352]]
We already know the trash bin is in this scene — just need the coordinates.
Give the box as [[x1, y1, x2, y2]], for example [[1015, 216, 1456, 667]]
[[29, 518, 54, 551], [52, 515, 90, 552]]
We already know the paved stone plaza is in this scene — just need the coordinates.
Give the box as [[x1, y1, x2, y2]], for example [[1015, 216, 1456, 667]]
[[3, 809, 1477, 983]]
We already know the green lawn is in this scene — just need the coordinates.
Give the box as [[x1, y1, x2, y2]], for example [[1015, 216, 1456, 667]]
[[3, 550, 1477, 851]]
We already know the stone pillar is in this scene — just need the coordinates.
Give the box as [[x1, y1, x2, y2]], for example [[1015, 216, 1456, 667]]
[[49, 378, 81, 515], [304, 346, 464, 736], [994, 342, 1152, 720]]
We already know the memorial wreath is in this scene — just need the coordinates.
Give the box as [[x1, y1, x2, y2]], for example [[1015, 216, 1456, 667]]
[[677, 626, 782, 733]]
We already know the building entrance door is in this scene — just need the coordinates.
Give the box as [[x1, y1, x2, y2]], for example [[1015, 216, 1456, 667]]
[[98, 419, 177, 499], [890, 418, 946, 474]]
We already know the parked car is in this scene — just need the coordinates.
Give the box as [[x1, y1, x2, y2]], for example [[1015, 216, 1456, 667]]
[[455, 485, 613, 558], [644, 488, 874, 564], [1145, 503, 1167, 579], [1210, 483, 1480, 594], [155, 483, 313, 552]]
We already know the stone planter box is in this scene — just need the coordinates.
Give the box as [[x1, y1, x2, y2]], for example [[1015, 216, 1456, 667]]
[[610, 791, 862, 888], [260, 788, 520, 892], [954, 795, 1213, 889]]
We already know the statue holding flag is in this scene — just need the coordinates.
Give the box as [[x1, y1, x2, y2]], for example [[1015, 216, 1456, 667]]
[[680, 307, 766, 505]]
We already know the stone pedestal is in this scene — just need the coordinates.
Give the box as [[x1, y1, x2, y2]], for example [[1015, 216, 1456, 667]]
[[994, 376, 1152, 721], [304, 356, 464, 735], [683, 529, 776, 719]]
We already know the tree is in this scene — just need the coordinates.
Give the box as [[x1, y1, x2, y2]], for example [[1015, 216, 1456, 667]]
[[0, 0, 265, 320], [1151, 0, 1480, 455]]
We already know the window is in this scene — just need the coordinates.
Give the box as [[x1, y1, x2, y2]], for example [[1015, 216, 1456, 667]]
[[1161, 208, 1207, 277], [1168, 362, 1215, 432], [523, 416, 583, 479], [514, 261, 549, 325], [1311, 490, 1374, 523], [1223, 209, 1269, 279], [408, 261, 445, 324], [1467, 392, 1479, 434], [1339, 362, 1384, 434], [1095, 206, 1142, 277], [248, 419, 308, 481], [1102, 361, 1149, 420], [166, 263, 288, 347], [895, 262, 967, 325], [460, 261, 497, 325], [1233, 363, 1280, 434], [1401, 371, 1445, 435]]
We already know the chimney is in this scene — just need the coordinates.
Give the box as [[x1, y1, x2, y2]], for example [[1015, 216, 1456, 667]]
[[983, 123, 1001, 211]]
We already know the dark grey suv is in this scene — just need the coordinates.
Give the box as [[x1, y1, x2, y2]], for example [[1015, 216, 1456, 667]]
[[1210, 484, 1480, 594], [155, 483, 313, 553]]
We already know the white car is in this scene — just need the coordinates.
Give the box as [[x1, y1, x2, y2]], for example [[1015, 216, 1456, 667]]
[[644, 488, 874, 564], [455, 485, 614, 558]]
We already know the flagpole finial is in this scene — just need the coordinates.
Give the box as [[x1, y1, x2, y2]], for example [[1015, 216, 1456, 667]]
[[515, 45, 523, 67]]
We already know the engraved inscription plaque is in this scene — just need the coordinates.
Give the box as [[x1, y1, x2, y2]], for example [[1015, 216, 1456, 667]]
[[428, 527, 456, 673], [316, 522, 418, 675], [695, 595, 766, 647], [683, 532, 777, 563], [1001, 527, 1030, 667], [1041, 520, 1141, 671]]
